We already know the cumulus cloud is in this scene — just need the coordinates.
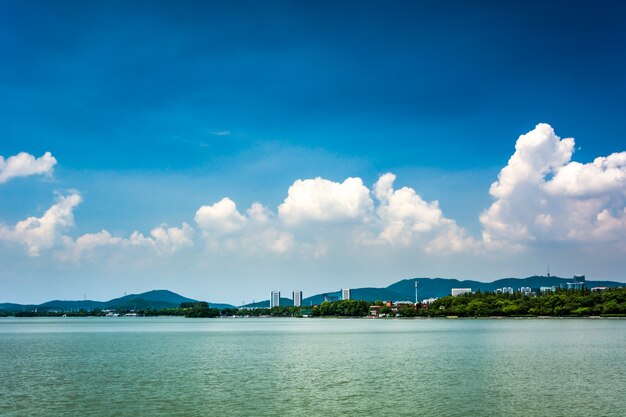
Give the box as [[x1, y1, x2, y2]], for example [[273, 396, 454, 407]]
[[0, 192, 82, 256], [488, 124, 574, 200], [0, 151, 57, 183], [278, 177, 373, 224], [16, 123, 624, 265], [62, 230, 122, 260], [247, 202, 272, 223], [481, 123, 626, 246], [129, 223, 195, 254], [0, 181, 195, 259], [63, 223, 195, 261], [191, 175, 476, 256], [374, 173, 475, 252], [195, 198, 292, 254], [195, 198, 246, 234], [545, 152, 626, 198], [46, 122, 626, 263]]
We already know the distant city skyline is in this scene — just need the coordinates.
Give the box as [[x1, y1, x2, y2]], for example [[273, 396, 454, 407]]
[[1, 1, 626, 305]]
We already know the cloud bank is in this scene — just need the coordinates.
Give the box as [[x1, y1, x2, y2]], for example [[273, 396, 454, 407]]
[[2, 123, 625, 264], [0, 190, 194, 260], [62, 223, 195, 261]]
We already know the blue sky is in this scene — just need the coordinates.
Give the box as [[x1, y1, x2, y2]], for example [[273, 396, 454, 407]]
[[1, 1, 626, 304]]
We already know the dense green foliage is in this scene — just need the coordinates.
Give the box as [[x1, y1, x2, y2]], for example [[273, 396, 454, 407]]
[[140, 302, 220, 317], [310, 300, 370, 317], [226, 306, 303, 317], [428, 288, 626, 317], [179, 302, 220, 317]]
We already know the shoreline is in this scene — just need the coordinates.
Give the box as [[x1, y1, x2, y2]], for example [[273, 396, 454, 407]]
[[2, 315, 625, 320]]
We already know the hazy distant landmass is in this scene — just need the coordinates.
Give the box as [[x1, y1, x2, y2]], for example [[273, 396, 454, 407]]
[[1, 276, 623, 313], [0, 290, 236, 313]]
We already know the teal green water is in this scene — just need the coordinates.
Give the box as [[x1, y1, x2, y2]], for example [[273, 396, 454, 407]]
[[1, 317, 625, 416]]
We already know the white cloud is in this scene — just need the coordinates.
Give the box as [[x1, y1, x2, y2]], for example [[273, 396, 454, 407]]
[[151, 223, 195, 252], [0, 182, 195, 259], [62, 230, 122, 261], [375, 173, 444, 240], [481, 123, 626, 246], [0, 192, 81, 256], [129, 223, 195, 254], [545, 152, 626, 198], [195, 197, 246, 234], [5, 127, 626, 293], [233, 228, 295, 255], [195, 198, 293, 254], [63, 223, 195, 261], [374, 173, 475, 252], [247, 202, 272, 223], [0, 151, 57, 183], [278, 177, 373, 224], [488, 124, 574, 199], [191, 175, 475, 256], [425, 224, 477, 254], [12, 124, 624, 267]]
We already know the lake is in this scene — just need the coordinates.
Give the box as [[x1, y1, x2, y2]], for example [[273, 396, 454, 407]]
[[1, 317, 625, 416]]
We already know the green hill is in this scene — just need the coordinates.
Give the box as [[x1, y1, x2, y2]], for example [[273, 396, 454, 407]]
[[388, 276, 624, 300], [1, 290, 235, 313], [104, 290, 196, 309], [246, 276, 625, 306]]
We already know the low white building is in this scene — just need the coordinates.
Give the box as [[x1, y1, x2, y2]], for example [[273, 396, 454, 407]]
[[451, 288, 472, 297], [519, 287, 532, 295]]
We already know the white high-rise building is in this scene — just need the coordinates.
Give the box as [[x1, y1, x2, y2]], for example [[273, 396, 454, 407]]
[[270, 291, 281, 308], [292, 291, 302, 307], [341, 288, 351, 300]]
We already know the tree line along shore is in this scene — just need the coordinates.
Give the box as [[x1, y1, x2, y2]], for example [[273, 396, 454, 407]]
[[4, 287, 626, 318]]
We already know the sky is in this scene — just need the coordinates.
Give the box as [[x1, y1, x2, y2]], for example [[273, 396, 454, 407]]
[[1, 0, 626, 304]]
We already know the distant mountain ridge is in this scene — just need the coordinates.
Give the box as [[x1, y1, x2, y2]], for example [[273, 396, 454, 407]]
[[387, 276, 623, 300], [243, 276, 625, 307], [2, 277, 624, 312], [0, 290, 235, 313]]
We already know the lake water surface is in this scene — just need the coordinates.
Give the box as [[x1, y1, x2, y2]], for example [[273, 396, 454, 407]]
[[1, 317, 625, 416]]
